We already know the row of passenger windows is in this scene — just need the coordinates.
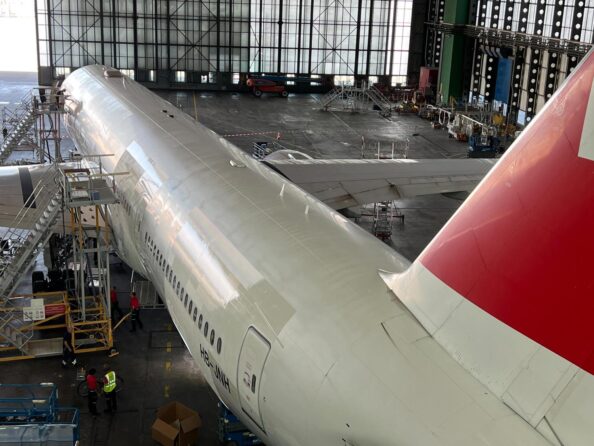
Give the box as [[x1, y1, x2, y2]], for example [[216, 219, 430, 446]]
[[145, 231, 222, 355]]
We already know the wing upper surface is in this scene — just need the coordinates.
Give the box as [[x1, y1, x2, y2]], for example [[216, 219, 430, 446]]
[[265, 158, 497, 209]]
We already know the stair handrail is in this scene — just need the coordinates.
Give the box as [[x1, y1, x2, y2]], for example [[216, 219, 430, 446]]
[[368, 86, 392, 108], [2, 183, 59, 241], [2, 165, 61, 239], [320, 86, 344, 107], [0, 194, 62, 301], [0, 169, 62, 286], [0, 90, 35, 148], [0, 312, 34, 347], [5, 91, 34, 124], [0, 194, 61, 276]]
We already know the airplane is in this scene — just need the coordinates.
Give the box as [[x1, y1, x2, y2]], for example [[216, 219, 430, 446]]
[[0, 48, 592, 445]]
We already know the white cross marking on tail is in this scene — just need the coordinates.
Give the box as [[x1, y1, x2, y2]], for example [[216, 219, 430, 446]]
[[579, 76, 594, 161]]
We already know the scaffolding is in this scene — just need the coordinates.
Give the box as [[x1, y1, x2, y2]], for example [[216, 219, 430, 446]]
[[320, 85, 394, 117], [0, 87, 67, 165], [34, 87, 66, 163], [61, 164, 120, 353], [356, 143, 405, 241], [0, 92, 38, 164], [0, 161, 123, 361]]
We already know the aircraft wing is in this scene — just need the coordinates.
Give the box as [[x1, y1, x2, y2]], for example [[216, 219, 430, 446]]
[[265, 158, 497, 209]]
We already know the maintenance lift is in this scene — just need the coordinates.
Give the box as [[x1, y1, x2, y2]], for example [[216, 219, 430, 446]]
[[0, 383, 79, 445]]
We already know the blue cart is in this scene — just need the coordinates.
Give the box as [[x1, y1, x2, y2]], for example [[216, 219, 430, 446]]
[[218, 403, 263, 446]]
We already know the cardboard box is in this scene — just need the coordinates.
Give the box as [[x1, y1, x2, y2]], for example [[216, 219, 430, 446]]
[[151, 401, 202, 446]]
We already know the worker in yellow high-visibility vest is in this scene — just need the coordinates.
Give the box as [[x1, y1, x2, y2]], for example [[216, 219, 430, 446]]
[[102, 363, 118, 413]]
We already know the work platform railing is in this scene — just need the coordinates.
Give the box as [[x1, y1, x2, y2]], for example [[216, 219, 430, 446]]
[[0, 91, 38, 164], [0, 291, 114, 361], [1, 87, 67, 165], [60, 164, 120, 357], [320, 84, 394, 117]]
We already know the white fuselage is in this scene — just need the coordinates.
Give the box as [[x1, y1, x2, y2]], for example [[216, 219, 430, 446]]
[[62, 67, 553, 446]]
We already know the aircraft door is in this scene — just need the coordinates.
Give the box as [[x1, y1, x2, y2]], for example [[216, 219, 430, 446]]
[[237, 327, 270, 432]]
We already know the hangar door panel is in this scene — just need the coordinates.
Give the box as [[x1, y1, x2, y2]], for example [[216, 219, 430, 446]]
[[237, 327, 270, 432]]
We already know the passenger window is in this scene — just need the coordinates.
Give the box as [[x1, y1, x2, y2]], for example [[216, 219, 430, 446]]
[[166, 265, 169, 275], [144, 233, 148, 242], [204, 321, 209, 337], [198, 314, 203, 329], [251, 375, 256, 393], [217, 337, 222, 354], [189, 300, 193, 314], [168, 270, 173, 282], [180, 287, 184, 300], [176, 283, 181, 295], [210, 329, 215, 345], [173, 276, 177, 289], [192, 308, 197, 321], [184, 293, 188, 308]]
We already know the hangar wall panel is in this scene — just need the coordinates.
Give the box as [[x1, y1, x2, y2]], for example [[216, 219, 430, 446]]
[[35, 0, 414, 88]]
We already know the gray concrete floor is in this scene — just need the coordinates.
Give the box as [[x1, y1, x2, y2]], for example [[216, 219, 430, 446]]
[[0, 263, 220, 446], [0, 71, 472, 445], [160, 90, 468, 260]]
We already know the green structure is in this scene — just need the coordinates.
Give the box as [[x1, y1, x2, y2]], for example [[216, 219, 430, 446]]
[[439, 0, 470, 103]]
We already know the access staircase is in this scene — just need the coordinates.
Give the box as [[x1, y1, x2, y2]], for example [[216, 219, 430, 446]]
[[319, 84, 394, 117], [367, 86, 394, 117], [0, 94, 37, 164], [319, 86, 344, 109], [0, 165, 62, 356]]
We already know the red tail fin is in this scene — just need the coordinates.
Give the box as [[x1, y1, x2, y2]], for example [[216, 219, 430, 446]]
[[420, 49, 594, 374]]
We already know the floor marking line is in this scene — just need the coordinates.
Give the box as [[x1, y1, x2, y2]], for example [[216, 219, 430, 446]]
[[193, 91, 198, 120]]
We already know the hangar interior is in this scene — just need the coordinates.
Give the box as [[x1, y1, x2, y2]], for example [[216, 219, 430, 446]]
[[0, 0, 592, 444]]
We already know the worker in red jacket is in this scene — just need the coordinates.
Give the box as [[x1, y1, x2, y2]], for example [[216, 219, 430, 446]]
[[110, 286, 124, 323], [129, 292, 143, 332], [86, 368, 99, 416]]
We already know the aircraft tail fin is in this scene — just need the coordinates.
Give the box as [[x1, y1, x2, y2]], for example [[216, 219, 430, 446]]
[[380, 49, 594, 432], [415, 48, 594, 374]]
